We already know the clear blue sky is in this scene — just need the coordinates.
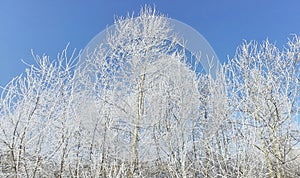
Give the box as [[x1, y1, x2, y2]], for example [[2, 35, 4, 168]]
[[0, 0, 299, 86]]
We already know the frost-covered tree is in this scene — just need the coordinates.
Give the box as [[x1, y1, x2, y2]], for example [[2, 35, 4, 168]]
[[0, 48, 78, 177], [0, 5, 299, 178], [226, 36, 300, 177], [75, 6, 202, 177]]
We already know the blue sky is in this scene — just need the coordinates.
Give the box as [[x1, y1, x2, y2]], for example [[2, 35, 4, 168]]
[[0, 0, 299, 86]]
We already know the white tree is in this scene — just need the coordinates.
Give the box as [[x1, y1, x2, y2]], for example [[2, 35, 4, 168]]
[[226, 37, 300, 177], [0, 48, 78, 177], [75, 6, 202, 177], [1, 5, 299, 178]]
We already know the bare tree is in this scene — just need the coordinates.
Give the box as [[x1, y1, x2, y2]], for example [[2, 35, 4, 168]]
[[0, 47, 78, 177], [1, 5, 299, 178], [75, 6, 202, 177], [226, 37, 300, 177]]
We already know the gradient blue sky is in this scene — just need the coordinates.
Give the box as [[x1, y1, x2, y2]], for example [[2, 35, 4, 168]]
[[0, 0, 299, 86]]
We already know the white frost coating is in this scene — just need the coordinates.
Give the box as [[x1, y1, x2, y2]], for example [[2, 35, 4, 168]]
[[169, 18, 220, 76], [79, 17, 220, 77]]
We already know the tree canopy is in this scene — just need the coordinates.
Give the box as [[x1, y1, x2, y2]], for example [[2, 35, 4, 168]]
[[0, 6, 299, 178]]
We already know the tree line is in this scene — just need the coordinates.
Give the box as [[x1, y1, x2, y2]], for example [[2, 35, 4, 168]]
[[0, 7, 299, 178]]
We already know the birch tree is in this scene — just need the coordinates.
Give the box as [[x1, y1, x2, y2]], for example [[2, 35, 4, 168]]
[[75, 6, 202, 177], [226, 37, 300, 177], [1, 5, 299, 178], [0, 48, 78, 177]]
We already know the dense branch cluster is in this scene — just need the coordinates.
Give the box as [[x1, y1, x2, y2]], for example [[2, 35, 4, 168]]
[[0, 7, 299, 178]]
